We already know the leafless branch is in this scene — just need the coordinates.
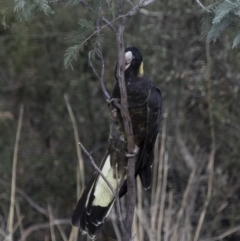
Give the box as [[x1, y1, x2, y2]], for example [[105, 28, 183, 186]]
[[200, 225, 240, 241], [172, 168, 196, 241], [0, 228, 7, 238], [152, 113, 167, 230], [195, 0, 212, 13], [111, 211, 122, 241], [7, 104, 24, 241], [64, 94, 85, 199], [56, 224, 68, 241], [125, 0, 156, 20], [48, 204, 56, 241], [78, 142, 116, 196], [177, 132, 196, 170], [193, 39, 216, 241], [157, 152, 169, 241], [18, 219, 70, 241], [135, 208, 153, 241], [88, 50, 110, 99], [115, 164, 126, 234], [0, 179, 48, 217], [80, 0, 117, 32], [15, 202, 24, 240]]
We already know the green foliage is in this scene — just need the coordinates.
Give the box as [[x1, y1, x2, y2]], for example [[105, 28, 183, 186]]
[[207, 12, 235, 42], [212, 1, 237, 24], [14, 0, 54, 20], [201, 15, 213, 40], [204, 0, 240, 47], [65, 0, 82, 6], [64, 19, 104, 68], [232, 32, 240, 47], [64, 44, 85, 69], [107, 0, 117, 19]]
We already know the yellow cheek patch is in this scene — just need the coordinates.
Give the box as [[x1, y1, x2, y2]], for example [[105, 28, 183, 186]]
[[138, 62, 144, 77]]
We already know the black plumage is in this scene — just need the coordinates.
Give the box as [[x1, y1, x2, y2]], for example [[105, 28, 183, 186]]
[[72, 46, 162, 240]]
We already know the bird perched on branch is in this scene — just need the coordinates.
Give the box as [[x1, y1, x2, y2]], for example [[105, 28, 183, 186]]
[[72, 46, 162, 239]]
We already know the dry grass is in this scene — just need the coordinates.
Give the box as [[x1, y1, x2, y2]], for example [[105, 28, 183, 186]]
[[6, 105, 24, 241]]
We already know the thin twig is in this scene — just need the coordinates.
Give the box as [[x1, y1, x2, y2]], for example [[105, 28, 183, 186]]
[[193, 39, 215, 241], [135, 209, 153, 241], [111, 211, 122, 241], [157, 152, 169, 241], [125, 0, 156, 20], [68, 227, 78, 241], [80, 0, 117, 32], [152, 113, 167, 230], [177, 132, 196, 170], [78, 142, 116, 196], [12, 215, 24, 237], [18, 219, 70, 241], [88, 50, 110, 100], [7, 104, 24, 241], [64, 94, 85, 199], [151, 135, 159, 206], [200, 225, 240, 241], [0, 228, 7, 238], [56, 224, 68, 241], [172, 168, 196, 241], [115, 163, 126, 234], [136, 177, 143, 241], [48, 204, 56, 241], [195, 0, 212, 13], [75, 0, 156, 59], [0, 178, 48, 217], [15, 202, 24, 241], [164, 191, 173, 241]]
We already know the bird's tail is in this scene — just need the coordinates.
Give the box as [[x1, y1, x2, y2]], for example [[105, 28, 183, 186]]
[[71, 153, 125, 240]]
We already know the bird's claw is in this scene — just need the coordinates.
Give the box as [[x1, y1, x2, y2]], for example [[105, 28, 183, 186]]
[[107, 97, 121, 109], [106, 98, 116, 104], [110, 108, 118, 119], [125, 145, 139, 158]]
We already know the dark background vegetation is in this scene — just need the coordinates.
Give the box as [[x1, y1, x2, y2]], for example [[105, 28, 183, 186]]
[[0, 0, 240, 240]]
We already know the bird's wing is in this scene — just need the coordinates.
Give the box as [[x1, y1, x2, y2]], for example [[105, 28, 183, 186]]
[[138, 86, 162, 189]]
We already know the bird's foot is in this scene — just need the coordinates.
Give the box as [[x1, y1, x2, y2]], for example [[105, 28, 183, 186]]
[[106, 98, 117, 104], [125, 145, 139, 158], [110, 108, 118, 119], [107, 98, 121, 109]]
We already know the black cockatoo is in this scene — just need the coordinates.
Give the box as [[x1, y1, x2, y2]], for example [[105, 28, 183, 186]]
[[72, 46, 162, 239]]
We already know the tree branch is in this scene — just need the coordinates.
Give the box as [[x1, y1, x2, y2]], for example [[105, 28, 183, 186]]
[[78, 142, 116, 196], [200, 225, 240, 241], [115, 1, 136, 240], [195, 0, 212, 13], [7, 104, 24, 241], [115, 164, 126, 235], [64, 93, 85, 199], [125, 0, 156, 20], [88, 50, 110, 99]]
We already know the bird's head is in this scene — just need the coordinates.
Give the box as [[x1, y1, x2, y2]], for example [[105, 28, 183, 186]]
[[115, 46, 144, 79]]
